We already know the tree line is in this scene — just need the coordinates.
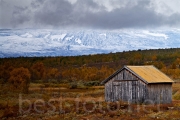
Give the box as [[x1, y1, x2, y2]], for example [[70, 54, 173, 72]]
[[1, 48, 180, 93]]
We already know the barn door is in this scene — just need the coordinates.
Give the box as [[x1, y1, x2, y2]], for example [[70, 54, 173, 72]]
[[113, 81, 138, 102], [113, 82, 121, 101], [114, 85, 118, 101]]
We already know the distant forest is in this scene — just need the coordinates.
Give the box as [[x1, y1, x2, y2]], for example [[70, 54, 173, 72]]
[[1, 48, 180, 85]]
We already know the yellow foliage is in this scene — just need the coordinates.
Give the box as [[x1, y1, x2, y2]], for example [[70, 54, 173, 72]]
[[8, 67, 31, 93]]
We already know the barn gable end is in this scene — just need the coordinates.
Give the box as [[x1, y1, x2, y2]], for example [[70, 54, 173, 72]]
[[102, 65, 174, 104]]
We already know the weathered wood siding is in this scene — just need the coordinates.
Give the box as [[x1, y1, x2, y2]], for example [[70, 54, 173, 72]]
[[105, 78, 114, 102], [105, 68, 172, 104], [105, 69, 148, 103], [147, 83, 172, 104]]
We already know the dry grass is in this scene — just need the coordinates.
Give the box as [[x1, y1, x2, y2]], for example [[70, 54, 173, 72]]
[[0, 83, 180, 119], [173, 82, 180, 100]]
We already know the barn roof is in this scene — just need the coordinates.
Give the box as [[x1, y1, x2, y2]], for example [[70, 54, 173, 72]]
[[101, 65, 174, 84]]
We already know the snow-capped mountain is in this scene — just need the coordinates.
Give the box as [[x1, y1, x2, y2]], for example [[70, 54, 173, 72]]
[[0, 29, 180, 58]]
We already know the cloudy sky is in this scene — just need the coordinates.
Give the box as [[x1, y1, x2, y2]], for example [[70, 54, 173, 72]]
[[1, 0, 180, 29]]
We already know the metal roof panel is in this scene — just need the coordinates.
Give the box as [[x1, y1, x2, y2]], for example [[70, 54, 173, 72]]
[[126, 65, 174, 83]]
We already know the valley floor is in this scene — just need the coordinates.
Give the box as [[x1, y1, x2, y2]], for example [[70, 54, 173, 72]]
[[1, 83, 180, 120]]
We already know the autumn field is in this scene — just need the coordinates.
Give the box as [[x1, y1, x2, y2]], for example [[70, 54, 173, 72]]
[[0, 82, 180, 120], [1, 48, 180, 119]]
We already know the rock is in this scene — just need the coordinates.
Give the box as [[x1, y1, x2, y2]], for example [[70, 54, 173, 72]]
[[2, 117, 7, 120], [168, 107, 174, 110], [80, 117, 89, 120], [22, 114, 27, 118]]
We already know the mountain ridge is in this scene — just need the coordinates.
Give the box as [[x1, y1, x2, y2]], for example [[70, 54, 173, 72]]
[[0, 29, 180, 58]]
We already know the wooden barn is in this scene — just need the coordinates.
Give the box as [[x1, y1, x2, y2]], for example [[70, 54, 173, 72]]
[[101, 65, 174, 104]]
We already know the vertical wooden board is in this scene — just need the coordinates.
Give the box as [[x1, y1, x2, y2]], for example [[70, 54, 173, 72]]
[[106, 78, 114, 101], [138, 80, 140, 102], [114, 86, 116, 101], [119, 81, 121, 100], [119, 85, 121, 101], [145, 83, 148, 102], [125, 81, 127, 101], [135, 81, 137, 102], [105, 82, 110, 101], [116, 86, 118, 101], [130, 81, 132, 102], [105, 83, 109, 101], [116, 85, 118, 101], [126, 81, 128, 101], [146, 83, 172, 104], [124, 70, 126, 80], [132, 81, 134, 102], [139, 80, 143, 102], [105, 83, 108, 101], [122, 81, 125, 101], [127, 81, 130, 102], [137, 81, 140, 102]]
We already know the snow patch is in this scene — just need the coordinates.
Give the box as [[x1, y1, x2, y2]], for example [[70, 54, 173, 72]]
[[99, 33, 106, 37], [75, 38, 82, 44], [44, 34, 50, 39], [134, 33, 147, 38], [66, 36, 74, 41], [51, 34, 67, 40], [21, 33, 33, 38], [143, 31, 168, 39]]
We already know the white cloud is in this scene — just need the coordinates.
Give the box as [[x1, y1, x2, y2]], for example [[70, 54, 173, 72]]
[[149, 0, 180, 16], [66, 0, 77, 4], [93, 0, 138, 12]]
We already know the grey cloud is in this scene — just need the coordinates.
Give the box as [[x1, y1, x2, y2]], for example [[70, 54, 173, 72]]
[[31, 0, 45, 9], [0, 0, 32, 28], [32, 0, 180, 29], [11, 6, 31, 27], [90, 1, 163, 29], [1, 0, 180, 29], [34, 0, 73, 27], [33, 0, 105, 28], [166, 13, 180, 27]]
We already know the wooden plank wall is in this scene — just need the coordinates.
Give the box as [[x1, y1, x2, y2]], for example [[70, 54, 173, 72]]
[[147, 83, 172, 104], [104, 68, 172, 104]]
